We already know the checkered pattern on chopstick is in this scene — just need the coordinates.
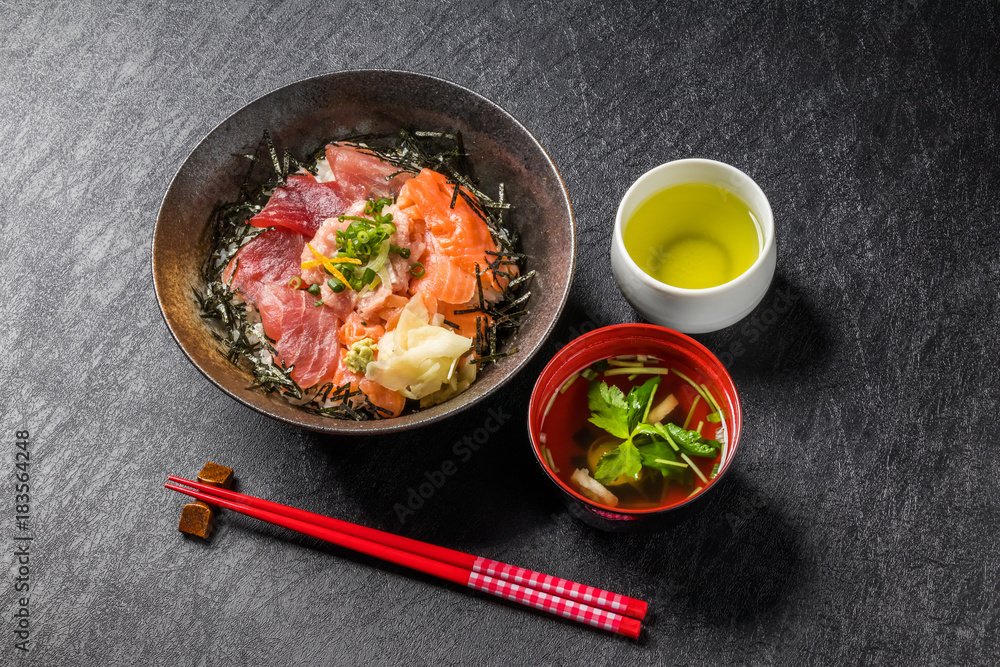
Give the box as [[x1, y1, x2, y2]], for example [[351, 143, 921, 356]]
[[472, 557, 640, 617], [165, 476, 644, 639], [467, 572, 631, 634]]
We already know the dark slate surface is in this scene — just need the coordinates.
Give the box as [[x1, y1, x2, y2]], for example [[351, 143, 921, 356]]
[[2, 1, 997, 664]]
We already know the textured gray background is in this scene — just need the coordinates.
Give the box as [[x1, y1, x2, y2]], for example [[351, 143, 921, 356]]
[[2, 0, 998, 665]]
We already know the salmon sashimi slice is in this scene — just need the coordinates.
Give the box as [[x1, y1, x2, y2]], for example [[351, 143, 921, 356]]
[[256, 283, 341, 389], [332, 362, 363, 394], [402, 169, 499, 275], [409, 246, 478, 305], [249, 174, 350, 237], [339, 313, 385, 347], [222, 228, 305, 304], [328, 362, 401, 417], [323, 145, 413, 200], [437, 302, 492, 340], [376, 294, 410, 331], [359, 378, 406, 418]]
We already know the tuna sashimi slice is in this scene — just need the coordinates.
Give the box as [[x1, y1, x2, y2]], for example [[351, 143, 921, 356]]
[[257, 283, 341, 389], [324, 145, 413, 201], [249, 174, 350, 237], [222, 228, 305, 304]]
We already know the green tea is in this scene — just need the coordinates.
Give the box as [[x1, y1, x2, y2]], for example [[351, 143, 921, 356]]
[[623, 182, 761, 289]]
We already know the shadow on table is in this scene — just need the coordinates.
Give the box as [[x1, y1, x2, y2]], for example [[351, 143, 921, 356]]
[[306, 380, 544, 547], [585, 471, 806, 626], [693, 272, 833, 382]]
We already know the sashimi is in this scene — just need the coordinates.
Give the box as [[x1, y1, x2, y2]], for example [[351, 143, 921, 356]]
[[437, 302, 492, 340], [323, 145, 413, 200], [403, 169, 498, 274], [340, 313, 385, 347], [222, 228, 304, 304], [256, 284, 341, 389], [300, 203, 361, 286], [409, 248, 478, 305], [355, 280, 397, 321], [249, 174, 350, 237], [376, 294, 410, 332], [359, 378, 406, 418]]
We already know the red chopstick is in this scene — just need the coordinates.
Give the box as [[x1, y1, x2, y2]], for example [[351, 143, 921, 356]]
[[169, 476, 647, 620], [166, 478, 644, 638]]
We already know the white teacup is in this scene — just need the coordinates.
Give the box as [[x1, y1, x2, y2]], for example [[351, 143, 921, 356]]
[[611, 158, 776, 333]]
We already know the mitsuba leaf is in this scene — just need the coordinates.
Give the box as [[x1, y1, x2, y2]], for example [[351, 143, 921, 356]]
[[625, 377, 661, 433], [664, 422, 721, 458], [636, 439, 688, 480], [634, 422, 664, 438], [594, 441, 643, 484], [587, 381, 631, 439], [636, 439, 676, 465]]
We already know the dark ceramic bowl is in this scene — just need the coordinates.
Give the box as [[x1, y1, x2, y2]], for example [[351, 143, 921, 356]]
[[528, 324, 742, 530], [153, 70, 575, 434]]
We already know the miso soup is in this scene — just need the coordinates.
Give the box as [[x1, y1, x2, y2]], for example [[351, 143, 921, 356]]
[[537, 354, 727, 510]]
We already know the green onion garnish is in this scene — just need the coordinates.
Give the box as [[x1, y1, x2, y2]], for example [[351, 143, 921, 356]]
[[560, 372, 580, 394], [389, 244, 412, 259], [287, 276, 303, 289], [683, 395, 701, 429], [327, 278, 345, 293], [607, 359, 644, 368], [680, 452, 708, 484], [700, 383, 726, 420], [603, 367, 670, 377], [306, 283, 321, 296], [313, 300, 324, 307], [410, 262, 425, 277], [672, 368, 714, 406], [362, 268, 377, 285]]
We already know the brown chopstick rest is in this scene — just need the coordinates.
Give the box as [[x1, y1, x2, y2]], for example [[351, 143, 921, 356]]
[[178, 462, 234, 539], [178, 502, 214, 538]]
